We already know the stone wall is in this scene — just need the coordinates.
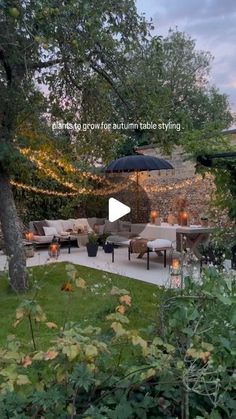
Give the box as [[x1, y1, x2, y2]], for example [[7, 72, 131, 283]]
[[125, 133, 236, 223], [112, 171, 215, 224]]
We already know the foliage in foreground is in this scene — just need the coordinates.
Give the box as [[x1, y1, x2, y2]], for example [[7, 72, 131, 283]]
[[0, 265, 235, 418]]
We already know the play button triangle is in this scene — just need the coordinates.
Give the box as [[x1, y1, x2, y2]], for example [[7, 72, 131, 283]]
[[108, 198, 131, 222]]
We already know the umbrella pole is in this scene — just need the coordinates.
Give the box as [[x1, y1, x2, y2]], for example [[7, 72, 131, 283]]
[[136, 171, 140, 221]]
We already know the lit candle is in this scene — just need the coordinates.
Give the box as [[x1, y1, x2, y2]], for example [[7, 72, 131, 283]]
[[150, 210, 158, 224], [181, 212, 188, 226], [172, 259, 180, 270], [25, 232, 34, 241], [50, 244, 58, 256]]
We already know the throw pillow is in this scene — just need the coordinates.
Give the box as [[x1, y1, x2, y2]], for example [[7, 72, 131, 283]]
[[43, 227, 58, 236], [62, 219, 76, 231], [46, 220, 63, 234], [33, 220, 47, 236]]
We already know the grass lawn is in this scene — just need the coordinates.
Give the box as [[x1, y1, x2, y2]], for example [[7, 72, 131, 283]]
[[0, 262, 163, 350]]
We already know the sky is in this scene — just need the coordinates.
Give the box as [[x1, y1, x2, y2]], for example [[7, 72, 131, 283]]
[[136, 0, 236, 115]]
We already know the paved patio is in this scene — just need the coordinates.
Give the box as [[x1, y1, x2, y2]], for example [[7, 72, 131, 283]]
[[0, 246, 170, 286]]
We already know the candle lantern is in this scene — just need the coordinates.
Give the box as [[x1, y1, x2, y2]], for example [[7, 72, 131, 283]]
[[232, 245, 236, 270], [25, 231, 34, 241], [179, 211, 188, 226], [150, 210, 158, 224], [49, 237, 60, 259], [168, 254, 182, 289]]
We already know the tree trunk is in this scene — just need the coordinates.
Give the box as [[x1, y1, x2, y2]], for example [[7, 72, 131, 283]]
[[0, 169, 27, 291]]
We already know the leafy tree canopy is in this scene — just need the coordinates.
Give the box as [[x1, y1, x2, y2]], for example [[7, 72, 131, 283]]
[[115, 30, 233, 156]]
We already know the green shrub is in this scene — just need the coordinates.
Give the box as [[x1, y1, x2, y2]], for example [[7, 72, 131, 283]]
[[0, 265, 235, 418]]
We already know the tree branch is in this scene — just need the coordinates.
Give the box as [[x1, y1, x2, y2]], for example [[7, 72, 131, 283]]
[[29, 58, 62, 70], [0, 48, 12, 85], [90, 62, 131, 109]]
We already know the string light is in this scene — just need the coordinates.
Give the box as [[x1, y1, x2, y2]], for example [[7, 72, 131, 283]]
[[11, 174, 213, 197], [11, 178, 129, 197], [19, 148, 108, 183], [11, 181, 79, 197], [16, 146, 214, 198]]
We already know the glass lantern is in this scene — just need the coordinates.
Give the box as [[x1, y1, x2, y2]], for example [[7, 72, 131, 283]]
[[25, 231, 34, 241], [150, 210, 158, 224], [168, 253, 183, 289], [49, 237, 60, 259]]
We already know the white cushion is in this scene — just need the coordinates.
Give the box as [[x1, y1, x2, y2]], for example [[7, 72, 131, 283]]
[[147, 239, 172, 250], [46, 220, 63, 234], [62, 219, 76, 231], [43, 227, 58, 236], [33, 235, 54, 243], [106, 235, 130, 246]]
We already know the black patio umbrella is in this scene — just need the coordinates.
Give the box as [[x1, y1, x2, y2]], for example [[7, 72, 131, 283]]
[[105, 155, 173, 173], [105, 155, 174, 218]]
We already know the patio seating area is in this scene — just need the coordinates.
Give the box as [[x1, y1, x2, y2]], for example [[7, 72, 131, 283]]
[[0, 243, 171, 286]]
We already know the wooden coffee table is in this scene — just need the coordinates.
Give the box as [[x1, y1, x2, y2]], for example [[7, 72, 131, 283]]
[[176, 226, 213, 258]]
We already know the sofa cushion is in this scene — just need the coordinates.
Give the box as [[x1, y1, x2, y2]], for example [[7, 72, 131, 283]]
[[43, 226, 58, 236], [104, 220, 119, 234], [119, 220, 131, 232], [33, 235, 54, 243], [46, 220, 63, 234], [147, 239, 172, 250], [33, 220, 47, 236], [62, 219, 76, 231]]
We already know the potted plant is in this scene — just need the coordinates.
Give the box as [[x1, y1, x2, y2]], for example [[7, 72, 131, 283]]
[[97, 233, 113, 253], [103, 239, 113, 254], [86, 232, 98, 257]]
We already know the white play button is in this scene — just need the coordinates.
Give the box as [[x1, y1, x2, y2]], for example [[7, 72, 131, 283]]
[[108, 198, 131, 222]]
